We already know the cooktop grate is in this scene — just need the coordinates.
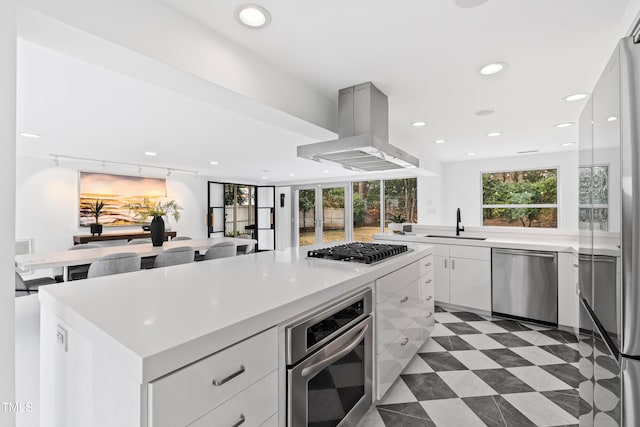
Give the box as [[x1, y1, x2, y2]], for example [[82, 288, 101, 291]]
[[307, 242, 409, 264]]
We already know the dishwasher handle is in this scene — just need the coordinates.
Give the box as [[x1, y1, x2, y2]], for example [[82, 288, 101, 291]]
[[493, 249, 556, 258]]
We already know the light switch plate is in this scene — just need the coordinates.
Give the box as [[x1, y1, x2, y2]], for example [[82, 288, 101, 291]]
[[56, 325, 68, 352]]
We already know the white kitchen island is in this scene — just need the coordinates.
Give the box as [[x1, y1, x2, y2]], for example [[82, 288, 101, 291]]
[[39, 244, 433, 427]]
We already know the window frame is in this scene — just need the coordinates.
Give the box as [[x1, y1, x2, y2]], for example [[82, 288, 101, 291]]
[[479, 166, 561, 229]]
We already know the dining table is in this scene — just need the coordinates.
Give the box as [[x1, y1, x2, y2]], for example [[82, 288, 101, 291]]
[[15, 236, 257, 281]]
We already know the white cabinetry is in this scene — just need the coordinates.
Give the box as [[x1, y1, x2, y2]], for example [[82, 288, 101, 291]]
[[432, 245, 491, 312], [375, 255, 433, 399]]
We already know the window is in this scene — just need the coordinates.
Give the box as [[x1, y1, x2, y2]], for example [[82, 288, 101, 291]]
[[482, 169, 558, 228], [579, 165, 608, 231], [352, 181, 381, 242], [384, 178, 418, 232], [224, 184, 255, 237]]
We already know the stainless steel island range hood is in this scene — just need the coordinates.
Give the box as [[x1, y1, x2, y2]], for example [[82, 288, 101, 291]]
[[297, 82, 419, 172]]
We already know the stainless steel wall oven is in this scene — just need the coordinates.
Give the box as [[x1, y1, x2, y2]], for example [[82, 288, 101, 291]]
[[286, 288, 373, 427]]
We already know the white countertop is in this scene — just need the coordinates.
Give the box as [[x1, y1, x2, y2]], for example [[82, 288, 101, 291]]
[[39, 244, 432, 383]]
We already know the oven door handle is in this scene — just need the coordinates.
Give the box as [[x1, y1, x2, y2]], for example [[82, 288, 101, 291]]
[[300, 322, 369, 379]]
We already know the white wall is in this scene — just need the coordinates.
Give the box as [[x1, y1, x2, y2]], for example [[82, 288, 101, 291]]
[[441, 151, 579, 231], [1, 0, 16, 425], [16, 156, 209, 255], [275, 187, 292, 249]]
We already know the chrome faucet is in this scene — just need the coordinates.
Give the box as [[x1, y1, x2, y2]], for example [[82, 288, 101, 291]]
[[456, 208, 464, 236]]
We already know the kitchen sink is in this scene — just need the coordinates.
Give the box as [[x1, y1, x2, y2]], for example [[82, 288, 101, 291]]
[[425, 234, 487, 241]]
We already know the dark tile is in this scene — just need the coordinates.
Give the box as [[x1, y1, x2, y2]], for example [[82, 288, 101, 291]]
[[541, 389, 589, 418], [481, 349, 534, 368], [378, 408, 436, 427], [538, 329, 578, 344], [463, 395, 536, 427], [450, 311, 486, 322], [541, 364, 581, 388], [442, 322, 482, 335], [433, 336, 475, 351], [377, 402, 431, 420], [419, 352, 468, 372], [401, 373, 458, 401], [540, 345, 580, 363], [434, 305, 447, 313], [488, 333, 534, 348], [492, 320, 532, 332], [474, 369, 535, 394]]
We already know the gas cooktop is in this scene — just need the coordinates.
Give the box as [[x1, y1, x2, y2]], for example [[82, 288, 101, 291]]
[[307, 242, 410, 265]]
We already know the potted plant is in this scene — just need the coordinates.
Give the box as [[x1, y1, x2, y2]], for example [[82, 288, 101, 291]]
[[88, 200, 105, 236], [388, 214, 407, 234], [124, 198, 183, 246]]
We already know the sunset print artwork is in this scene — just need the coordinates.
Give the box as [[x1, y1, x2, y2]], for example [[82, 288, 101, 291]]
[[79, 172, 167, 227]]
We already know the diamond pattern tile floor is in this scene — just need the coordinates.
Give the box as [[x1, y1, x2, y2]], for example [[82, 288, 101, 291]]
[[362, 305, 584, 427]]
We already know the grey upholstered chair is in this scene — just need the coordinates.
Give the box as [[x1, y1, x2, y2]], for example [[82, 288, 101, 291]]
[[153, 247, 195, 268], [87, 252, 141, 279], [54, 244, 101, 281], [15, 271, 56, 297], [203, 241, 236, 260], [172, 236, 192, 241], [128, 238, 152, 245], [236, 234, 254, 255]]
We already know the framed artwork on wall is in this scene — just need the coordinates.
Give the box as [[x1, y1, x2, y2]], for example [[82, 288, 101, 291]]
[[79, 172, 166, 227]]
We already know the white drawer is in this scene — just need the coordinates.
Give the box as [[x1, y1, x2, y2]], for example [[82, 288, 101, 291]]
[[418, 255, 434, 277], [189, 371, 278, 427], [149, 328, 278, 427], [450, 245, 491, 261], [376, 261, 419, 303], [260, 413, 278, 427], [429, 243, 450, 257]]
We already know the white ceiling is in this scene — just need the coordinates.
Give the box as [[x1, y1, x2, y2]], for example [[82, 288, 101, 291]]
[[16, 0, 639, 184]]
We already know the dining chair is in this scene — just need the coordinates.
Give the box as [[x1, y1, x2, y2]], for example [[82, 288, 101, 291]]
[[203, 241, 236, 260], [87, 253, 141, 279], [153, 246, 196, 268], [54, 244, 102, 282], [236, 234, 254, 255], [172, 236, 192, 241], [128, 239, 152, 245], [15, 271, 57, 297]]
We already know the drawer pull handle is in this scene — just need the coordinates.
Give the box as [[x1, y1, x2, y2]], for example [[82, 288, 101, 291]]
[[425, 262, 432, 267], [401, 337, 409, 346], [425, 279, 432, 284], [426, 312, 433, 318], [400, 296, 409, 303], [425, 296, 433, 301], [212, 365, 246, 386], [231, 414, 246, 427]]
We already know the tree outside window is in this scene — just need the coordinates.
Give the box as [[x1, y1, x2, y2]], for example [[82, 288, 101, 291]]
[[579, 165, 608, 231]]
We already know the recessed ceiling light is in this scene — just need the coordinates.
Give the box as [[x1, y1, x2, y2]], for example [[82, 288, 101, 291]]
[[411, 121, 427, 127], [145, 151, 157, 156], [467, 152, 477, 156], [608, 116, 618, 122], [19, 132, 41, 138], [563, 93, 589, 102], [555, 122, 574, 128], [289, 173, 296, 177], [487, 132, 502, 137], [236, 4, 271, 28], [322, 170, 329, 173], [209, 161, 219, 165], [434, 139, 447, 144], [261, 176, 268, 180], [561, 142, 576, 146], [478, 62, 507, 76], [475, 109, 497, 117]]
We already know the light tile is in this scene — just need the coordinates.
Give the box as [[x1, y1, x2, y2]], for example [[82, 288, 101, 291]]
[[402, 355, 434, 374], [459, 334, 505, 350], [450, 350, 502, 370], [429, 323, 456, 337], [503, 392, 578, 426], [437, 371, 497, 397], [420, 398, 485, 427], [467, 321, 508, 334], [355, 405, 386, 427], [511, 346, 566, 366], [378, 377, 418, 405], [434, 312, 462, 323], [513, 330, 562, 346], [419, 338, 447, 353], [507, 366, 573, 391]]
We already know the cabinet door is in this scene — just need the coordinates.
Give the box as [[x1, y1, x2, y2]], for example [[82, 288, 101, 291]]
[[449, 257, 491, 311], [433, 255, 450, 303]]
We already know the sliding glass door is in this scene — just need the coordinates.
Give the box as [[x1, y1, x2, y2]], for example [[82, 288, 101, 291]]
[[298, 188, 316, 246], [296, 185, 348, 246]]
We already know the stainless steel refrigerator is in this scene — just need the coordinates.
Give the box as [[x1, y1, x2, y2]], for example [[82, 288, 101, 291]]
[[578, 34, 640, 427]]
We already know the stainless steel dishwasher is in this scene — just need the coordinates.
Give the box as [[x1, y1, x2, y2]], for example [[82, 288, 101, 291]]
[[492, 248, 558, 325]]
